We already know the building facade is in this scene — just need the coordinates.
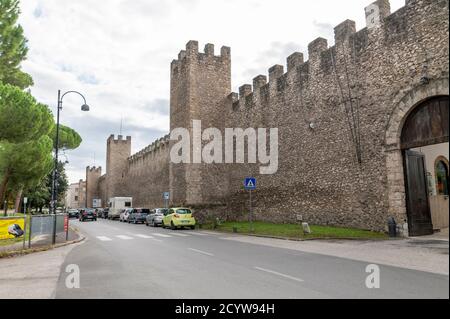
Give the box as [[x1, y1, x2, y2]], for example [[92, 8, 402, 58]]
[[65, 180, 87, 209], [86, 0, 449, 235]]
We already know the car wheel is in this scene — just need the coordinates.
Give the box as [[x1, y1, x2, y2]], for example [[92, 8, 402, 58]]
[[190, 226, 195, 230], [161, 221, 165, 229], [170, 221, 176, 230], [145, 221, 149, 226]]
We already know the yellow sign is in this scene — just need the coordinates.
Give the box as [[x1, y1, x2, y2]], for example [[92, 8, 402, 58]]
[[0, 218, 25, 240]]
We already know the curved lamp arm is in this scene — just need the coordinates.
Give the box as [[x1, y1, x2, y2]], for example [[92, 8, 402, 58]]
[[59, 90, 88, 108]]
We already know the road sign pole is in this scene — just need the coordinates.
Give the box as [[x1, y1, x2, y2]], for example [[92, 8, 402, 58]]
[[22, 201, 27, 250], [249, 189, 253, 232]]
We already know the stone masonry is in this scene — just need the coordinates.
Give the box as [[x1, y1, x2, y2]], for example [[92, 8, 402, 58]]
[[86, 0, 449, 232]]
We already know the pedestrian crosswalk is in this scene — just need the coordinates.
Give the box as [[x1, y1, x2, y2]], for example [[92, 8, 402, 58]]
[[95, 231, 219, 242]]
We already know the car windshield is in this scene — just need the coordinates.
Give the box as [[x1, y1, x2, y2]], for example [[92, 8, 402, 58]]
[[156, 209, 168, 214], [176, 209, 191, 214], [139, 209, 150, 214]]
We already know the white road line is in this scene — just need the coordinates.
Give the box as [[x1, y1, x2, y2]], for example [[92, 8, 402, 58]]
[[168, 233, 190, 237], [254, 267, 304, 282], [135, 234, 154, 239], [116, 235, 133, 240], [153, 233, 172, 238], [188, 232, 207, 236], [199, 231, 219, 235], [188, 248, 214, 256], [96, 236, 112, 241]]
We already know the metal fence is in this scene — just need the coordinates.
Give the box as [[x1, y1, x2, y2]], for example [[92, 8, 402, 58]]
[[0, 214, 69, 252]]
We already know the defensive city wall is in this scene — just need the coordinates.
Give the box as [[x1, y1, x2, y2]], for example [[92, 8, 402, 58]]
[[86, 0, 449, 231]]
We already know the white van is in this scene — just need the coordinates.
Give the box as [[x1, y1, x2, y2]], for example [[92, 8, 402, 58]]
[[108, 197, 132, 220]]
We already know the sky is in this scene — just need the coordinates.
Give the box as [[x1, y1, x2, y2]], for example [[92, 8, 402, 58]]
[[18, 0, 404, 183]]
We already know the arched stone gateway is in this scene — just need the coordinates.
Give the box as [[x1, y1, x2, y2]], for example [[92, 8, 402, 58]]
[[385, 78, 449, 236]]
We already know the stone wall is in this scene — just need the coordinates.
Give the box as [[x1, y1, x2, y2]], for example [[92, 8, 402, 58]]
[[87, 0, 449, 232]]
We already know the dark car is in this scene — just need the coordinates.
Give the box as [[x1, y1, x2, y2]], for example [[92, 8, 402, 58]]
[[128, 208, 150, 224], [95, 208, 104, 218], [67, 209, 79, 219], [145, 208, 169, 227], [79, 208, 97, 222]]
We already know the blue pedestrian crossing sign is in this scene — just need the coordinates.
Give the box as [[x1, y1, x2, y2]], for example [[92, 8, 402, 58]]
[[163, 192, 170, 200], [244, 177, 256, 190]]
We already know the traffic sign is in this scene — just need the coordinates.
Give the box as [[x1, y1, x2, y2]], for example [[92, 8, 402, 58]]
[[163, 192, 170, 200], [244, 177, 256, 190]]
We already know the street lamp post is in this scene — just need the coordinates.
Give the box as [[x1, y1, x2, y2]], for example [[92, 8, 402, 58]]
[[51, 90, 89, 245]]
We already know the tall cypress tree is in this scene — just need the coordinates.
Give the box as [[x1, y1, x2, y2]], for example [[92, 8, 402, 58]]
[[0, 0, 33, 89]]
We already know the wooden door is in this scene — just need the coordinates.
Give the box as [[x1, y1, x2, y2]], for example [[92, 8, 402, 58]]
[[404, 150, 434, 236]]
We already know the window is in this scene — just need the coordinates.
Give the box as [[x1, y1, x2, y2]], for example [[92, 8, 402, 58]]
[[435, 160, 449, 196], [125, 201, 131, 207], [74, 196, 78, 201]]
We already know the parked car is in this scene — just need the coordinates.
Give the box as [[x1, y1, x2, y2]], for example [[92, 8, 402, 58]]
[[119, 208, 132, 222], [67, 209, 79, 219], [162, 207, 195, 230], [79, 208, 97, 222], [128, 208, 150, 224], [101, 208, 109, 219], [95, 208, 104, 219], [146, 208, 169, 227]]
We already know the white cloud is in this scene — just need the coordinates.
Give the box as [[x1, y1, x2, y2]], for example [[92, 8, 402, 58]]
[[18, 0, 404, 182]]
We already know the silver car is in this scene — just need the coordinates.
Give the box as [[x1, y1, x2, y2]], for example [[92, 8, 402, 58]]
[[119, 208, 133, 222], [145, 208, 169, 227]]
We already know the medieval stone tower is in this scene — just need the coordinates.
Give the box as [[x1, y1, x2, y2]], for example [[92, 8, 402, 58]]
[[85, 166, 101, 208], [106, 135, 131, 200], [169, 41, 231, 206]]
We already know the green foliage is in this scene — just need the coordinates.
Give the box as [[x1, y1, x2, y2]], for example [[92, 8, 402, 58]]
[[0, 84, 54, 143], [24, 161, 68, 210], [53, 124, 82, 150], [0, 135, 53, 195], [0, 0, 33, 89], [201, 221, 388, 240]]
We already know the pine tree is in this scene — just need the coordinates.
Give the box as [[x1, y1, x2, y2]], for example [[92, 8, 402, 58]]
[[0, 0, 33, 89]]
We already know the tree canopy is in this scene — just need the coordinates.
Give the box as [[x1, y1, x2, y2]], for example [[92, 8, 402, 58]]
[[54, 124, 82, 151], [0, 0, 33, 89], [0, 84, 54, 143]]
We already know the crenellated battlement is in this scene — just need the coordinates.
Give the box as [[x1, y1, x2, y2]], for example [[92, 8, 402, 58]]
[[229, 0, 438, 112], [107, 134, 131, 144], [127, 134, 170, 165], [171, 40, 231, 74], [86, 166, 102, 174]]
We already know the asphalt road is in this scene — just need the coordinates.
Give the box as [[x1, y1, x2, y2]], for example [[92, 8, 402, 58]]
[[55, 219, 449, 299]]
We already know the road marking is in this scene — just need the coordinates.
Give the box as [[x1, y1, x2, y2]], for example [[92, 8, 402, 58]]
[[254, 267, 304, 282], [188, 232, 207, 236], [199, 231, 219, 235], [188, 248, 214, 256], [135, 234, 154, 239], [168, 233, 190, 237], [116, 235, 133, 240], [96, 236, 112, 241], [153, 233, 172, 238]]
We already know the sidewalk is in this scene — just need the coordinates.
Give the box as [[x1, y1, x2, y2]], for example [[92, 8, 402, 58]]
[[0, 229, 79, 254], [0, 239, 83, 298], [219, 233, 449, 275]]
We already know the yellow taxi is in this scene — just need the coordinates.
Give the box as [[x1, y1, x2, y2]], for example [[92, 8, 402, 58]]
[[162, 207, 196, 230]]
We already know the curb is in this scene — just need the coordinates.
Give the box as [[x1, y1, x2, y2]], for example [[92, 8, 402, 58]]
[[0, 228, 85, 259], [201, 229, 390, 242]]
